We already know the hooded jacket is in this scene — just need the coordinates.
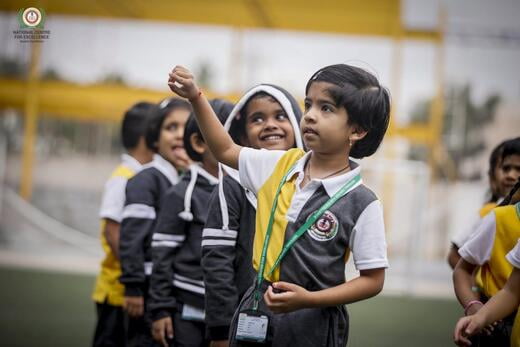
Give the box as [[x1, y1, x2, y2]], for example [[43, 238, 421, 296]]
[[201, 84, 303, 340]]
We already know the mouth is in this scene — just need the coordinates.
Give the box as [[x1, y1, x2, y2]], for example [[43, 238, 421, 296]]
[[171, 144, 184, 152], [302, 127, 319, 137], [260, 134, 285, 142]]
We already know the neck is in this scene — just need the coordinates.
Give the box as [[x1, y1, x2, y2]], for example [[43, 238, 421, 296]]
[[201, 161, 219, 178], [309, 150, 350, 175], [128, 148, 153, 165]]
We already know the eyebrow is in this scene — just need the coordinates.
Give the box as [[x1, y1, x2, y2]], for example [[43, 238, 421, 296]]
[[304, 97, 335, 105]]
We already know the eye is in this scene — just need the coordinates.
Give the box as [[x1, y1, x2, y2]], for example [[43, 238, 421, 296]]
[[276, 113, 288, 121], [304, 101, 311, 112], [165, 123, 178, 131], [322, 104, 334, 112], [250, 116, 264, 124]]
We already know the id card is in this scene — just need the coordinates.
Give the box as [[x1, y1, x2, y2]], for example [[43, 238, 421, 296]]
[[181, 304, 205, 322], [235, 310, 269, 343]]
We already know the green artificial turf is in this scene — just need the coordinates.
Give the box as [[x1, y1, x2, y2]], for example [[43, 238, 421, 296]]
[[0, 266, 461, 347]]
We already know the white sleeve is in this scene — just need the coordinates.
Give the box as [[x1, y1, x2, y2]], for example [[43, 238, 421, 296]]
[[506, 239, 520, 269], [350, 200, 389, 270], [451, 217, 482, 248], [238, 147, 286, 194], [458, 212, 496, 266], [99, 176, 128, 223]]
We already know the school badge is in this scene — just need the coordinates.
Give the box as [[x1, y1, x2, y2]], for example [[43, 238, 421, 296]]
[[308, 210, 339, 241]]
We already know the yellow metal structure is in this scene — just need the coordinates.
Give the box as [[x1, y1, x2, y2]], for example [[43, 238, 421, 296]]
[[1, 0, 439, 41], [0, 0, 444, 199]]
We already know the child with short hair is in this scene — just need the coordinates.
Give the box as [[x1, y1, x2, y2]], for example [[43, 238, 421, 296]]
[[454, 178, 520, 346], [148, 99, 234, 347], [448, 137, 520, 269], [119, 98, 192, 346], [168, 63, 390, 346], [201, 85, 303, 347], [92, 101, 156, 347]]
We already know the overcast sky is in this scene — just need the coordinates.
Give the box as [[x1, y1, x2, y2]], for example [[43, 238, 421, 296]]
[[1, 0, 519, 125]]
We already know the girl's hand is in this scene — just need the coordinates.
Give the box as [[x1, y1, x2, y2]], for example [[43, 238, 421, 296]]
[[168, 65, 200, 100], [263, 281, 314, 313], [152, 316, 174, 347], [453, 314, 486, 346]]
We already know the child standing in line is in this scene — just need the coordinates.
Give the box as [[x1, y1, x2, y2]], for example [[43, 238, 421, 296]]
[[148, 99, 234, 347], [454, 178, 520, 347], [448, 137, 520, 269], [454, 237, 520, 346], [119, 98, 192, 347], [168, 63, 390, 346], [92, 101, 155, 347], [200, 85, 303, 347]]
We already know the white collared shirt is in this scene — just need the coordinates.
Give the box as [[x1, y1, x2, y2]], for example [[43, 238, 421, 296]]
[[238, 147, 388, 271], [99, 154, 145, 223]]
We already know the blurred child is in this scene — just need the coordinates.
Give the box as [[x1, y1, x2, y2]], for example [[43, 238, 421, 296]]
[[454, 238, 520, 346], [168, 63, 390, 346], [453, 178, 520, 346], [200, 85, 303, 347], [448, 137, 520, 269], [92, 101, 155, 347], [148, 99, 234, 347], [119, 98, 192, 346]]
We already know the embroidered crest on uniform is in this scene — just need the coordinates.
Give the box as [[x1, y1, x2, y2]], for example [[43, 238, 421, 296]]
[[308, 210, 339, 241]]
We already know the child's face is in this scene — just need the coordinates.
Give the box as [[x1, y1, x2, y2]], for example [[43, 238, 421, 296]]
[[157, 108, 191, 168], [496, 154, 520, 197], [301, 81, 357, 154], [242, 96, 295, 150]]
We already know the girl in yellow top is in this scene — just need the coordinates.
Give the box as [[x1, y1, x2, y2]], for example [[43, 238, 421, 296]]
[[454, 178, 520, 347]]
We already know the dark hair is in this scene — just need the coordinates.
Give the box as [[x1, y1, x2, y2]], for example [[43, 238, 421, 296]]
[[121, 101, 155, 150], [305, 64, 391, 159], [488, 137, 520, 202], [145, 98, 192, 152], [499, 177, 520, 206], [183, 99, 234, 162]]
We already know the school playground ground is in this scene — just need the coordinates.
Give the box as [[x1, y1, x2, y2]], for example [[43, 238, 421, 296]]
[[0, 265, 461, 347]]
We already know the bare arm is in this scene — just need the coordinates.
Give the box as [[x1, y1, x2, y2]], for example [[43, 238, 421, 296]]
[[168, 65, 241, 169], [453, 258, 482, 313], [104, 219, 120, 259], [477, 267, 520, 324], [264, 268, 385, 313], [448, 245, 461, 270]]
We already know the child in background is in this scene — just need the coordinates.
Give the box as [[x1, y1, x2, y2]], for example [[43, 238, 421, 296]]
[[453, 178, 520, 347], [92, 101, 155, 347], [168, 63, 390, 346], [448, 137, 520, 269], [119, 98, 192, 347], [148, 99, 234, 347], [201, 85, 303, 347], [454, 237, 520, 346]]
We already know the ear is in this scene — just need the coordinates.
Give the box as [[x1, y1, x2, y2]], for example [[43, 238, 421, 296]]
[[190, 133, 207, 155], [349, 125, 368, 143]]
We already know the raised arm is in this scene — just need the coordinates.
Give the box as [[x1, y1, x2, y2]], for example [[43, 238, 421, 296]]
[[168, 65, 241, 169]]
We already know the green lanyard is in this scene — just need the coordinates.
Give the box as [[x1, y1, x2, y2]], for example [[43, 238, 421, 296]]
[[253, 164, 361, 310]]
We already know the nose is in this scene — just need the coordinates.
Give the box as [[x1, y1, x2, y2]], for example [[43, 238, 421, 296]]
[[264, 117, 280, 130], [303, 108, 317, 123], [174, 126, 184, 139]]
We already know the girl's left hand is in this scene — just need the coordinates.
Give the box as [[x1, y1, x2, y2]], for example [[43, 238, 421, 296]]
[[263, 281, 314, 313]]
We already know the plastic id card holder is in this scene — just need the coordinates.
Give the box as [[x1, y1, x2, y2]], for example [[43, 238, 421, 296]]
[[235, 309, 269, 344], [181, 304, 205, 322]]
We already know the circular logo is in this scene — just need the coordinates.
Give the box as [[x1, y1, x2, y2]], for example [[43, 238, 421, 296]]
[[308, 210, 339, 241], [22, 8, 42, 27]]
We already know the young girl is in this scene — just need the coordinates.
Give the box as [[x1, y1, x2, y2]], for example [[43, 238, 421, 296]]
[[454, 178, 520, 347], [119, 98, 192, 346], [168, 64, 390, 346], [148, 99, 234, 347], [448, 137, 520, 269], [454, 239, 520, 347], [200, 85, 303, 347]]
